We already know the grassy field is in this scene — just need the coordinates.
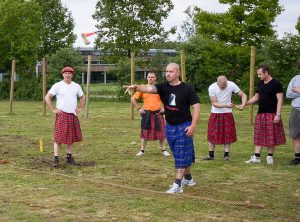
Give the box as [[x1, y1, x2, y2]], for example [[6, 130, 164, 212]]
[[0, 100, 299, 221]]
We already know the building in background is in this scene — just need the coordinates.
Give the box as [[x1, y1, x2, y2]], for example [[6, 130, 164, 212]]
[[78, 47, 177, 84]]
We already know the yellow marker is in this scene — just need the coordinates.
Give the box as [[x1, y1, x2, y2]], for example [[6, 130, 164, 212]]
[[39, 140, 44, 153]]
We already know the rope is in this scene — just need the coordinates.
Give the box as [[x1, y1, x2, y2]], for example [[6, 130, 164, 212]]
[[8, 164, 265, 209]]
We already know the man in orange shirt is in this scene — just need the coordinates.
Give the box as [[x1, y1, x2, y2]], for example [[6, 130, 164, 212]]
[[131, 71, 170, 157]]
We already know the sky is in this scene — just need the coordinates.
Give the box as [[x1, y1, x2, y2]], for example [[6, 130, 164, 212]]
[[60, 0, 300, 47]]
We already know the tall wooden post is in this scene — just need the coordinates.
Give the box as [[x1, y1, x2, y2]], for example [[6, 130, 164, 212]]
[[42, 58, 47, 116], [9, 59, 16, 114], [85, 55, 92, 118], [249, 46, 256, 125], [180, 49, 186, 82], [130, 52, 135, 120]]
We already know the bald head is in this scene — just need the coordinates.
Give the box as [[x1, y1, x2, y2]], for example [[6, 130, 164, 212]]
[[217, 75, 227, 90], [167, 63, 180, 73], [166, 63, 181, 84]]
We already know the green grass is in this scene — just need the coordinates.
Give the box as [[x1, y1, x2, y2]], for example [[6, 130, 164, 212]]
[[82, 83, 119, 96], [0, 101, 299, 221]]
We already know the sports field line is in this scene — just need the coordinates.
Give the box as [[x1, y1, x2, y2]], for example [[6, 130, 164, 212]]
[[8, 164, 265, 209]]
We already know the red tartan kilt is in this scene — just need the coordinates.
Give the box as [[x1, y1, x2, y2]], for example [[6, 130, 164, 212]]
[[207, 113, 237, 145], [54, 112, 83, 144], [140, 113, 166, 141], [254, 113, 286, 146]]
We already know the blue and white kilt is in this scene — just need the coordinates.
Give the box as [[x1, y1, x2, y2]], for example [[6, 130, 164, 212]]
[[166, 121, 195, 169]]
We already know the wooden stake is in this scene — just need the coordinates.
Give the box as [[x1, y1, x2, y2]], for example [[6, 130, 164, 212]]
[[9, 59, 16, 114], [130, 52, 135, 120], [85, 55, 92, 118], [42, 58, 47, 116], [249, 46, 256, 125], [180, 49, 186, 82]]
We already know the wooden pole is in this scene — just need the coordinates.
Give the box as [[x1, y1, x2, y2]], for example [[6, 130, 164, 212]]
[[180, 49, 186, 82], [9, 59, 16, 114], [85, 55, 92, 118], [42, 58, 47, 116], [130, 51, 135, 120], [249, 46, 256, 125]]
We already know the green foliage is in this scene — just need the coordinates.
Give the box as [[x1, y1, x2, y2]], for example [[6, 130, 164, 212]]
[[195, 0, 283, 46], [177, 6, 197, 41], [0, 81, 10, 99], [259, 34, 300, 89], [107, 59, 131, 100], [183, 36, 250, 93], [0, 78, 42, 100], [35, 0, 76, 56], [296, 16, 300, 34], [0, 0, 43, 70], [46, 48, 83, 83], [93, 0, 175, 57]]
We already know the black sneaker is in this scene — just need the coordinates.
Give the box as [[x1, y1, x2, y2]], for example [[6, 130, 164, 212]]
[[289, 158, 300, 165], [66, 157, 77, 165], [203, 155, 214, 160], [53, 159, 59, 167]]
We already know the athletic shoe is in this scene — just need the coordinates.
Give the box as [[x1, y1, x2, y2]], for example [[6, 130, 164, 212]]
[[182, 178, 196, 187], [162, 150, 170, 157], [203, 155, 214, 160], [289, 158, 300, 165], [245, 155, 261, 164], [266, 156, 274, 165], [136, 150, 144, 156], [53, 159, 59, 167], [224, 156, 230, 161], [166, 183, 183, 194]]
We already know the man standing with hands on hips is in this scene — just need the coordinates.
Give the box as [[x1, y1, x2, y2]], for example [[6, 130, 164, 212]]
[[125, 63, 201, 194], [45, 66, 85, 167]]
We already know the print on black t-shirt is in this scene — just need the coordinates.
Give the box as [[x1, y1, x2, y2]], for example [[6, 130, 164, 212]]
[[169, 93, 176, 106]]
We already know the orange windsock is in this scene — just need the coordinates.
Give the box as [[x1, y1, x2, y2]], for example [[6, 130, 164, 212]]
[[81, 31, 98, 45]]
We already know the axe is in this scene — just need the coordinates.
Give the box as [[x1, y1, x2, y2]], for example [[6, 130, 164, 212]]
[[81, 31, 98, 45]]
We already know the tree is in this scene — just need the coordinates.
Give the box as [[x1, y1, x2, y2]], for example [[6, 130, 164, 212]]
[[93, 0, 175, 58], [47, 47, 83, 84], [0, 0, 43, 70], [259, 34, 300, 88], [36, 0, 76, 56], [296, 16, 300, 35], [182, 35, 250, 93], [195, 0, 283, 46], [177, 6, 198, 42]]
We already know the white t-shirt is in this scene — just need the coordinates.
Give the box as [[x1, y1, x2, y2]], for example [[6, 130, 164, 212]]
[[48, 81, 84, 115], [208, 81, 240, 113]]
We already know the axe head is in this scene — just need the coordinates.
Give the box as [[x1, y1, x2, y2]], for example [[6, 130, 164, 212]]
[[81, 33, 91, 45]]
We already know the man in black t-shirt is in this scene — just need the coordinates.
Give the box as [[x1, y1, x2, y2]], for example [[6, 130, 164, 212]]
[[125, 63, 201, 194], [245, 64, 286, 164]]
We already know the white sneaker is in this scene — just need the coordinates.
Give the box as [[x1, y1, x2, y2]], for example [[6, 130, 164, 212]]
[[162, 150, 170, 156], [245, 155, 261, 163], [136, 150, 144, 156], [182, 178, 196, 187], [166, 183, 183, 194], [266, 156, 274, 164]]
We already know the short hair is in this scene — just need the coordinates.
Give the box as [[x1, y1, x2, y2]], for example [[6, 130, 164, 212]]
[[147, 71, 156, 76], [257, 64, 271, 74]]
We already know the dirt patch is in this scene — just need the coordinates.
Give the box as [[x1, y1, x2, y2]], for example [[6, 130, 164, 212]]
[[26, 156, 96, 169]]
